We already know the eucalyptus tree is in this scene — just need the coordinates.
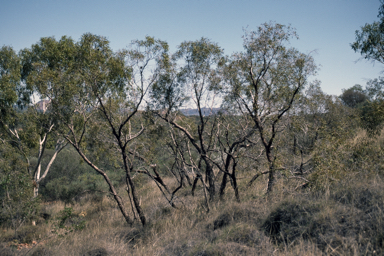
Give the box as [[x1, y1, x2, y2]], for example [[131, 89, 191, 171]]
[[360, 78, 384, 135], [0, 45, 63, 199], [20, 37, 75, 197], [151, 38, 224, 202], [339, 80, 384, 136], [20, 106, 67, 198], [0, 142, 39, 236], [339, 85, 368, 109], [351, 0, 384, 65], [351, 1, 384, 136], [0, 103, 66, 199], [0, 45, 29, 157], [277, 84, 338, 190], [36, 34, 167, 226], [207, 111, 258, 201], [222, 23, 317, 193], [22, 35, 136, 223], [285, 85, 358, 189], [0, 46, 39, 232], [77, 35, 168, 226], [288, 84, 326, 155], [0, 46, 25, 121]]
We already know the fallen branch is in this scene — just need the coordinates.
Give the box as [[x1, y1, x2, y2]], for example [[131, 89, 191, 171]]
[[247, 171, 269, 187]]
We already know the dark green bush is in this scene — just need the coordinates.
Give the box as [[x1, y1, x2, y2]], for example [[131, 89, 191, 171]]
[[52, 207, 86, 236], [39, 147, 107, 203], [263, 186, 384, 255], [262, 198, 321, 244], [359, 100, 384, 136]]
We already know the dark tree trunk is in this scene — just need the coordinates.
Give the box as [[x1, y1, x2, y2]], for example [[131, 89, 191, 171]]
[[122, 150, 146, 226], [266, 147, 275, 193], [191, 176, 199, 196], [266, 163, 275, 194], [219, 172, 228, 200], [204, 159, 215, 201], [230, 161, 240, 202]]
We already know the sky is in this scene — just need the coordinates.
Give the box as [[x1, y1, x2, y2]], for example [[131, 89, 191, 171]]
[[1, 0, 383, 96]]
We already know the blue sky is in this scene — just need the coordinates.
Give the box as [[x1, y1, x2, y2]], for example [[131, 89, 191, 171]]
[[1, 0, 382, 95]]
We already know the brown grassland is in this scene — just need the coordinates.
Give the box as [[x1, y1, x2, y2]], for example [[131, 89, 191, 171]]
[[1, 129, 384, 256]]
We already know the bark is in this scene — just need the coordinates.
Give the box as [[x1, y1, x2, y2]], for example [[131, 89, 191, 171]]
[[66, 138, 133, 225], [126, 174, 145, 224], [202, 177, 210, 212], [248, 170, 269, 187], [33, 138, 66, 197], [191, 176, 199, 196], [203, 157, 215, 201], [122, 150, 146, 226], [218, 156, 240, 202], [157, 113, 217, 201], [219, 173, 228, 200], [267, 167, 274, 194], [231, 174, 240, 202], [265, 148, 275, 193], [96, 92, 146, 225], [230, 161, 240, 202]]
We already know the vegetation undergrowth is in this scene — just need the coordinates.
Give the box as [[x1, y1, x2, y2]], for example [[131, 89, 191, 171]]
[[0, 128, 383, 255]]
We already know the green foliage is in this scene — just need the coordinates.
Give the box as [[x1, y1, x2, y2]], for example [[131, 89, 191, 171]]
[[350, 2, 384, 136], [0, 142, 39, 234], [288, 84, 349, 156], [57, 207, 73, 228], [310, 127, 384, 191], [262, 193, 384, 254], [352, 21, 384, 63], [0, 46, 30, 121], [224, 22, 317, 111], [263, 198, 321, 243], [360, 100, 384, 136], [52, 207, 86, 236], [365, 77, 384, 101], [348, 136, 384, 173], [39, 147, 106, 203], [340, 82, 384, 136], [339, 84, 368, 108], [220, 22, 318, 192], [151, 37, 223, 112], [360, 78, 384, 135], [351, 0, 384, 64]]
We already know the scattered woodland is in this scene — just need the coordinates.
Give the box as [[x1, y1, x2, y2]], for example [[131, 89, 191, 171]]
[[1, 4, 384, 255]]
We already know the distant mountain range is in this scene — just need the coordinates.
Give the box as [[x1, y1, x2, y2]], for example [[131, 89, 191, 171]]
[[179, 107, 222, 116]]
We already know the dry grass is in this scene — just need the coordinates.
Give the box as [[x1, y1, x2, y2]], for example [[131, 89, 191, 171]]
[[1, 130, 384, 255], [2, 177, 384, 255]]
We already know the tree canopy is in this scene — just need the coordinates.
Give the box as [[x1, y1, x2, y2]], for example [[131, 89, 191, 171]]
[[351, 1, 384, 64]]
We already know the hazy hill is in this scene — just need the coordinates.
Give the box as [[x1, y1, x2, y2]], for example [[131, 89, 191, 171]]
[[179, 107, 222, 116]]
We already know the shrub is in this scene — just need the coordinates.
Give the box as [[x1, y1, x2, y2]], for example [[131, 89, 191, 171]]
[[39, 148, 107, 204], [262, 198, 321, 244], [52, 207, 86, 236]]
